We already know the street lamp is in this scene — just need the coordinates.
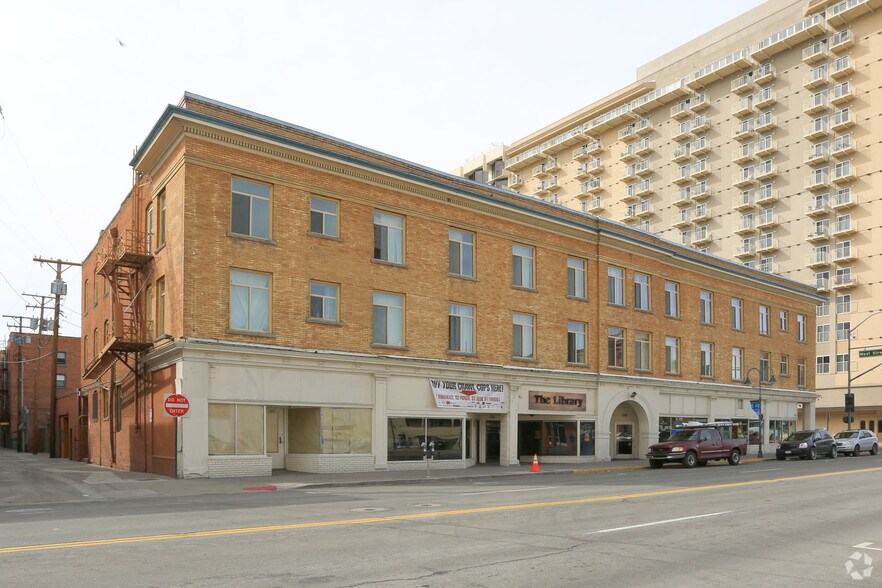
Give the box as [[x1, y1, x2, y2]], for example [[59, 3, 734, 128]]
[[744, 367, 777, 459], [846, 310, 882, 429]]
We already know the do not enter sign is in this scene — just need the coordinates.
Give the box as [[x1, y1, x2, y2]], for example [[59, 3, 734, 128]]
[[164, 394, 190, 417]]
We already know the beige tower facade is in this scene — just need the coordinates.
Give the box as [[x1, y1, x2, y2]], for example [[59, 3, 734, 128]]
[[494, 0, 882, 433]]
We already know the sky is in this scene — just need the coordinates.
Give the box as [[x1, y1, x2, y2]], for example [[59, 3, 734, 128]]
[[0, 0, 767, 343]]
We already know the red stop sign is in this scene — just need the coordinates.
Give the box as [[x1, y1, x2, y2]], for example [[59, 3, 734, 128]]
[[164, 394, 190, 417]]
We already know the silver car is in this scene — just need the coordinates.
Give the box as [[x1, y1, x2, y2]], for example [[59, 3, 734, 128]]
[[833, 429, 879, 456]]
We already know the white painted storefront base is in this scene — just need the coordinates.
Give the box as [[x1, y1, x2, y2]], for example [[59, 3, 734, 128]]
[[208, 455, 272, 478], [285, 453, 375, 474]]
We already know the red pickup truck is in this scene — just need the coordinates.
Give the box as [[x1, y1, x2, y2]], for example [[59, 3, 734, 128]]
[[646, 424, 747, 469]]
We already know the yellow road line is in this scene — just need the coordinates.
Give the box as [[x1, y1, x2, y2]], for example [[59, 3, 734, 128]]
[[2, 466, 879, 555]]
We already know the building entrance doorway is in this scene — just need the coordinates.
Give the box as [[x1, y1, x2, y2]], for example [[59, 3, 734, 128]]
[[484, 420, 500, 463], [266, 406, 286, 469], [614, 422, 634, 458]]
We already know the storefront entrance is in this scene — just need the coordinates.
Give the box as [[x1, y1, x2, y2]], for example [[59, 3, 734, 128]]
[[614, 422, 634, 458], [266, 406, 285, 469], [482, 420, 500, 463]]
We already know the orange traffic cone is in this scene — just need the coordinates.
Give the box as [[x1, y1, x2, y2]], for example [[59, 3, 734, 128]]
[[531, 453, 541, 473]]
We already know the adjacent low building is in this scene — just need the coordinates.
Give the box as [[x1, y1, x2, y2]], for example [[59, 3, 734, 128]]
[[80, 93, 820, 478]]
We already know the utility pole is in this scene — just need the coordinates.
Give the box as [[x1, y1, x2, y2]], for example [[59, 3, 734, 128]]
[[3, 315, 36, 452], [33, 257, 82, 459], [26, 293, 52, 454]]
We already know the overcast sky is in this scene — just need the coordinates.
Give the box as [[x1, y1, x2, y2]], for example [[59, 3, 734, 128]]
[[0, 0, 766, 342]]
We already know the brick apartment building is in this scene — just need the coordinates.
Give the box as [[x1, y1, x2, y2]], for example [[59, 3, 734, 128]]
[[80, 93, 820, 479], [2, 333, 82, 457], [457, 0, 882, 433]]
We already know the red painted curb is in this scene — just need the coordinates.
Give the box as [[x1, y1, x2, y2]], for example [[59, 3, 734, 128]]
[[243, 485, 278, 492]]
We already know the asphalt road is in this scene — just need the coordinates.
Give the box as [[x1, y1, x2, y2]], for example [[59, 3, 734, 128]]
[[1, 456, 881, 586]]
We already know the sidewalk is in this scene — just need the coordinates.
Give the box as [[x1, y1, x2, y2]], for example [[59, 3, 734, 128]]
[[0, 449, 660, 506]]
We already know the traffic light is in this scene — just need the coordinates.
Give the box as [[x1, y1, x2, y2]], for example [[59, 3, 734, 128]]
[[845, 392, 855, 412]]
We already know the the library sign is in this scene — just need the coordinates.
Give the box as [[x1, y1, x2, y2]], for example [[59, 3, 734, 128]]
[[528, 391, 587, 412]]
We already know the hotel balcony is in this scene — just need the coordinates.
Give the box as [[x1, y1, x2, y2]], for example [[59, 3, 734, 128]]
[[734, 221, 756, 236], [833, 165, 857, 184], [805, 201, 831, 217], [691, 232, 712, 246], [691, 137, 711, 156], [692, 161, 710, 179], [581, 196, 604, 214], [532, 164, 549, 178], [831, 113, 855, 133], [805, 226, 831, 242], [832, 189, 857, 209], [805, 252, 830, 268], [755, 90, 777, 109], [756, 238, 779, 253], [692, 208, 710, 223], [732, 100, 755, 118], [733, 124, 756, 141], [831, 58, 855, 80], [733, 172, 756, 188], [756, 214, 779, 230], [581, 178, 603, 195], [731, 74, 755, 94], [802, 41, 830, 63], [830, 29, 855, 53], [804, 95, 830, 115], [621, 146, 639, 162], [574, 166, 592, 180], [755, 63, 776, 84], [732, 193, 756, 211], [755, 163, 777, 181], [674, 214, 693, 229], [816, 278, 831, 292], [545, 159, 561, 173], [755, 187, 778, 205], [832, 220, 859, 237], [672, 171, 692, 185], [755, 114, 777, 132], [636, 203, 654, 217], [832, 136, 856, 157], [833, 247, 859, 263], [734, 244, 756, 258], [691, 116, 711, 133], [692, 184, 712, 200], [672, 145, 692, 163], [670, 102, 690, 119], [833, 274, 859, 289], [690, 50, 754, 88], [672, 123, 693, 142], [632, 181, 653, 198], [733, 147, 756, 164], [752, 14, 828, 60], [755, 137, 777, 156], [804, 70, 830, 90], [690, 93, 710, 111], [827, 0, 882, 26], [508, 174, 523, 189], [674, 190, 692, 207], [805, 146, 830, 165], [805, 172, 830, 191]]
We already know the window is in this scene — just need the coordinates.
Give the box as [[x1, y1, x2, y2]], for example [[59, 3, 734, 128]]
[[817, 301, 829, 317], [145, 204, 154, 254], [779, 310, 788, 332], [607, 328, 624, 368], [664, 281, 679, 318], [83, 279, 88, 313], [635, 332, 650, 371], [156, 277, 166, 336], [84, 335, 89, 363], [56, 374, 66, 389], [699, 291, 712, 324], [449, 229, 475, 277], [102, 385, 109, 420], [208, 403, 265, 456], [700, 342, 713, 377], [732, 347, 743, 381], [634, 273, 650, 311], [817, 324, 830, 343], [157, 191, 167, 247], [798, 359, 806, 387], [780, 354, 789, 376], [103, 319, 110, 344], [836, 354, 850, 373], [567, 257, 586, 299], [732, 298, 743, 330], [836, 294, 851, 314], [309, 282, 339, 322], [309, 196, 338, 237], [56, 352, 66, 367], [93, 273, 98, 306], [449, 303, 475, 353], [759, 305, 770, 335], [145, 284, 154, 338], [91, 389, 98, 421], [512, 244, 535, 289], [836, 321, 851, 341], [608, 266, 624, 305], [665, 337, 680, 373], [373, 292, 404, 346], [512, 313, 535, 359], [567, 321, 587, 364], [759, 351, 771, 382], [373, 211, 404, 264], [797, 314, 806, 342], [230, 270, 270, 332], [93, 328, 98, 358], [230, 178, 271, 239]]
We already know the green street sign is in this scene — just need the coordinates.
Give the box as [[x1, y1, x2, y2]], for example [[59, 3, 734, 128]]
[[858, 348, 882, 358]]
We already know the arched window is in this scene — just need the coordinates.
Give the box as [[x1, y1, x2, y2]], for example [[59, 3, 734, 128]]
[[104, 319, 110, 344], [860, 420, 866, 430]]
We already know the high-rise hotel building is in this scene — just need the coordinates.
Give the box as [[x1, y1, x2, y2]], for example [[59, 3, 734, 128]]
[[460, 0, 881, 432]]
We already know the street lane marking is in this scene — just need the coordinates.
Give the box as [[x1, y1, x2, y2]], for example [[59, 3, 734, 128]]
[[461, 486, 557, 496], [1, 466, 879, 555], [4, 508, 54, 514], [853, 542, 882, 552], [585, 511, 732, 534], [740, 468, 782, 473]]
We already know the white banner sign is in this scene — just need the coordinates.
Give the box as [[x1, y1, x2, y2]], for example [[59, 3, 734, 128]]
[[429, 379, 505, 410]]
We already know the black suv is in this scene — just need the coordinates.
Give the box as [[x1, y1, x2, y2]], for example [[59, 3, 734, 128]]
[[776, 429, 837, 460]]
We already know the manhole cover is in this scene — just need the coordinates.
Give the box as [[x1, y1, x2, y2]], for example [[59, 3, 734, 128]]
[[414, 503, 441, 508], [351, 507, 387, 513]]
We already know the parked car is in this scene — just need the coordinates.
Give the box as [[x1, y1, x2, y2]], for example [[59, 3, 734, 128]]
[[647, 424, 746, 468], [776, 429, 837, 460], [834, 430, 879, 456]]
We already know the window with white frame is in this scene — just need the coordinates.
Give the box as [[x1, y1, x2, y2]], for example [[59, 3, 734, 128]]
[[732, 298, 743, 330], [512, 244, 535, 289], [608, 266, 624, 305], [231, 178, 271, 239], [836, 353, 850, 373], [635, 332, 650, 371], [779, 310, 788, 332], [230, 270, 270, 332], [817, 324, 830, 343], [513, 313, 535, 359], [759, 351, 771, 382], [759, 305, 770, 335], [309, 282, 339, 322], [664, 281, 679, 318], [816, 355, 830, 374], [836, 294, 851, 314], [817, 301, 829, 317], [665, 336, 680, 373], [608, 327, 624, 368], [373, 211, 404, 264], [780, 354, 789, 376], [798, 359, 806, 386], [567, 257, 586, 299], [699, 290, 712, 324], [634, 273, 650, 311], [373, 292, 404, 346], [700, 342, 713, 377], [836, 321, 851, 341], [567, 321, 586, 364], [449, 303, 475, 353], [309, 195, 338, 238], [448, 229, 475, 277], [732, 347, 743, 381], [797, 314, 806, 342]]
